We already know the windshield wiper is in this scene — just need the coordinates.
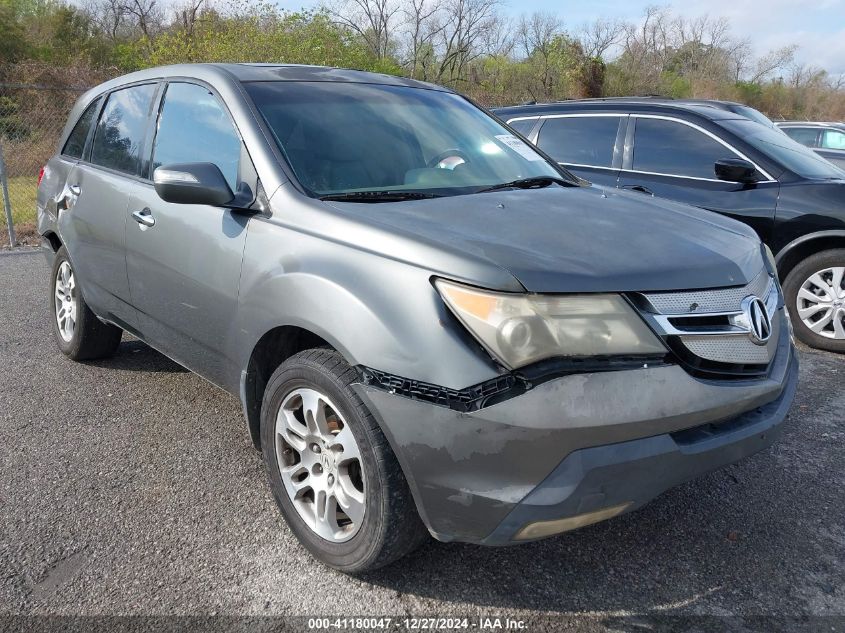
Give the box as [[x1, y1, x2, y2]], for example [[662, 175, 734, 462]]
[[319, 190, 443, 202], [477, 176, 571, 193]]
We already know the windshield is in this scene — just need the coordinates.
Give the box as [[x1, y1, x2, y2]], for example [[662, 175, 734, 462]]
[[723, 119, 845, 180], [245, 81, 569, 197], [731, 104, 776, 129]]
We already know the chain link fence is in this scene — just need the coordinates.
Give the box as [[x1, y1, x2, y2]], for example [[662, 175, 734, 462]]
[[1, 83, 88, 247]]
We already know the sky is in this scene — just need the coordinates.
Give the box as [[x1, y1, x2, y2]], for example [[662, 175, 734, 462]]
[[272, 0, 845, 77]]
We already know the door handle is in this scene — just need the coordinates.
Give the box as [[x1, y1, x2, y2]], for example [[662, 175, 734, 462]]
[[132, 208, 156, 228], [56, 183, 81, 211], [622, 184, 654, 196]]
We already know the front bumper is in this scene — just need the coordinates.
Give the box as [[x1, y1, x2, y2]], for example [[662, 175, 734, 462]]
[[354, 315, 798, 544]]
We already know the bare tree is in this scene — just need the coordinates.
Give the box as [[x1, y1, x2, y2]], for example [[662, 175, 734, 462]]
[[329, 0, 401, 59], [748, 45, 797, 83], [434, 0, 501, 83], [401, 0, 443, 78], [578, 17, 624, 60], [174, 0, 206, 37]]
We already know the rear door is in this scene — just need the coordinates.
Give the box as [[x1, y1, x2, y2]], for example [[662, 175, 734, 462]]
[[60, 83, 159, 327], [531, 114, 624, 187], [617, 115, 780, 242], [124, 81, 252, 389]]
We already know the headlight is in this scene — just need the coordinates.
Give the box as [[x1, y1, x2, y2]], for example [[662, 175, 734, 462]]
[[435, 279, 666, 369]]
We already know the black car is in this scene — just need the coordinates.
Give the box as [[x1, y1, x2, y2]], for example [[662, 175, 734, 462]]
[[494, 98, 845, 352], [776, 121, 845, 170]]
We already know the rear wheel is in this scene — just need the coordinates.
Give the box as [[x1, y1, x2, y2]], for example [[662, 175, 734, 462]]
[[783, 249, 845, 353], [50, 247, 122, 360], [260, 348, 428, 572]]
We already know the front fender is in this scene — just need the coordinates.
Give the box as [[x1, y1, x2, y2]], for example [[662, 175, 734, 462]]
[[231, 215, 502, 391]]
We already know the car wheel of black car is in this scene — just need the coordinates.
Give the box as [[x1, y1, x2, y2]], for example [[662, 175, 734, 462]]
[[260, 348, 428, 572], [50, 246, 122, 360], [783, 249, 845, 352]]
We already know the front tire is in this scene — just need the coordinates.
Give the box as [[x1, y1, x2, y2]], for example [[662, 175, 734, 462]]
[[50, 246, 122, 360], [783, 248, 845, 352], [260, 349, 428, 573]]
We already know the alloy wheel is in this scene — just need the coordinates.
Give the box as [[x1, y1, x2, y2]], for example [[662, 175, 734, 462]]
[[796, 266, 845, 339], [274, 387, 366, 542], [54, 261, 78, 342]]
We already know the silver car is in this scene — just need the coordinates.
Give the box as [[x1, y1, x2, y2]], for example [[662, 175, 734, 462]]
[[37, 64, 798, 572]]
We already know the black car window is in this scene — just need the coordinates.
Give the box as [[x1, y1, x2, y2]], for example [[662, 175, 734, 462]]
[[90, 84, 157, 175], [62, 98, 101, 159], [782, 127, 820, 147], [152, 83, 241, 191], [821, 129, 845, 151], [723, 118, 844, 180], [632, 117, 736, 179], [507, 118, 537, 136], [537, 116, 620, 167]]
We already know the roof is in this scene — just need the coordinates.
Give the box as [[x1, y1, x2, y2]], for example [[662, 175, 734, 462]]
[[80, 63, 449, 102], [775, 121, 845, 129], [492, 98, 746, 122]]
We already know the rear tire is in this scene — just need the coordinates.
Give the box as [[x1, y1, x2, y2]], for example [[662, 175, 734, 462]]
[[782, 249, 845, 353], [260, 348, 428, 573], [50, 246, 122, 360]]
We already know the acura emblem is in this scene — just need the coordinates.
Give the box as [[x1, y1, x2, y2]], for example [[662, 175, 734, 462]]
[[741, 296, 772, 345]]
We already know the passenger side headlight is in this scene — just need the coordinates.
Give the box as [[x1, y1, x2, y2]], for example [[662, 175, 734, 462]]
[[435, 279, 666, 370]]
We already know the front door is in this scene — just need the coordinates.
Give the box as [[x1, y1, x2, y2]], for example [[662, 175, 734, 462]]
[[617, 116, 779, 243], [124, 81, 251, 389]]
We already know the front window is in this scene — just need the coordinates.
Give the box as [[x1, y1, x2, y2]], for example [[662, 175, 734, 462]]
[[632, 117, 739, 179], [245, 81, 567, 197], [724, 119, 845, 180]]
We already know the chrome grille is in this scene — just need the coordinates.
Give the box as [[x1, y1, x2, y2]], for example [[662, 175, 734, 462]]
[[646, 270, 772, 314], [640, 270, 781, 371]]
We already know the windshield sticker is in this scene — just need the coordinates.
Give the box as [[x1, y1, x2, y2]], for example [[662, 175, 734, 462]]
[[495, 134, 544, 161]]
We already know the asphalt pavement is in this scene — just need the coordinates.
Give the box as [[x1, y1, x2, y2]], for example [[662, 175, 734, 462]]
[[1, 249, 843, 629]]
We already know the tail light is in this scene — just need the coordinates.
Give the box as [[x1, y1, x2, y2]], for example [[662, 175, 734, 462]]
[[38, 166, 45, 187]]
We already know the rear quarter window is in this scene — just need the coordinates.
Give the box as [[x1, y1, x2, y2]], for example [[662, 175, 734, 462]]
[[62, 98, 101, 159]]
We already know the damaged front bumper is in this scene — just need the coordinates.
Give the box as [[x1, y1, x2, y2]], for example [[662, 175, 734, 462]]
[[353, 319, 798, 545]]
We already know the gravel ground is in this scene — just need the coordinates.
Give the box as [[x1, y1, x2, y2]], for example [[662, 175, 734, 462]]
[[1, 250, 843, 629]]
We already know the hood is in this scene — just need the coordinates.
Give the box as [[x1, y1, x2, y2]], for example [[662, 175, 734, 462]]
[[326, 184, 764, 293]]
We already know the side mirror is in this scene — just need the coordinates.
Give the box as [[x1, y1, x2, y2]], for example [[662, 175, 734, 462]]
[[714, 158, 759, 184], [153, 162, 234, 206]]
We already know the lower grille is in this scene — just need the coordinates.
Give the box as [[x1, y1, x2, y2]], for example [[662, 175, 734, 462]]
[[679, 313, 780, 365]]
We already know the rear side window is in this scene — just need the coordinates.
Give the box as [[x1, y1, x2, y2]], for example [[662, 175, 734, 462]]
[[821, 129, 845, 150], [632, 118, 736, 179], [536, 116, 621, 167], [90, 84, 157, 175], [507, 118, 537, 136], [62, 98, 101, 159], [151, 83, 241, 191], [783, 127, 819, 147]]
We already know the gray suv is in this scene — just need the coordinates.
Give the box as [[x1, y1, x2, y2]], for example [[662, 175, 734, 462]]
[[38, 64, 798, 572]]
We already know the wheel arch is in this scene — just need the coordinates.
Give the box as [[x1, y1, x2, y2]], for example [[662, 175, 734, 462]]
[[240, 324, 341, 449], [775, 231, 845, 280]]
